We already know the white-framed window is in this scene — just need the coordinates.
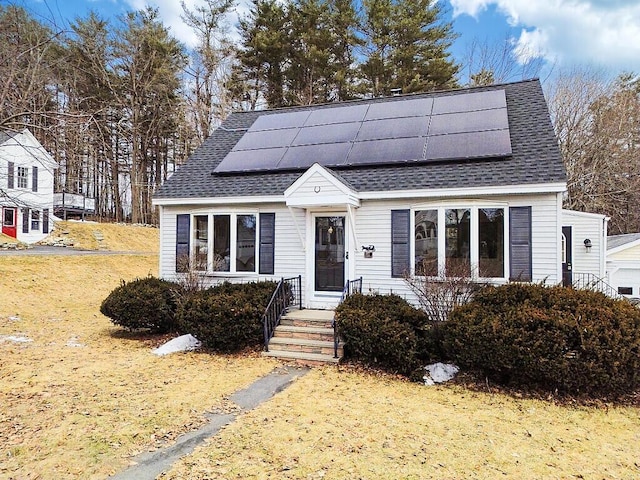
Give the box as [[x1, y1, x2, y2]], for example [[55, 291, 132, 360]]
[[414, 205, 506, 280], [192, 213, 257, 274], [17, 167, 28, 189], [31, 210, 40, 231]]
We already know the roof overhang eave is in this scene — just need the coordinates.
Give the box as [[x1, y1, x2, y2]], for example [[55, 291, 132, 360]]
[[152, 194, 284, 207]]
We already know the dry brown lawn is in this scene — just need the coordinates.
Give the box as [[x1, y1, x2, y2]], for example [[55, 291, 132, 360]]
[[1, 223, 640, 480], [0, 228, 278, 479], [162, 367, 640, 480], [43, 221, 160, 253], [45, 220, 160, 252]]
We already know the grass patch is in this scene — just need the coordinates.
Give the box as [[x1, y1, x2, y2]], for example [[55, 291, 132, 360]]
[[0, 253, 278, 479], [2, 222, 640, 479], [45, 220, 160, 252], [161, 367, 640, 479]]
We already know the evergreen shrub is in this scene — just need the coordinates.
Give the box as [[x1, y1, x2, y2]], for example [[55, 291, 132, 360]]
[[177, 281, 277, 353], [443, 283, 640, 397], [100, 277, 182, 333], [335, 293, 435, 379]]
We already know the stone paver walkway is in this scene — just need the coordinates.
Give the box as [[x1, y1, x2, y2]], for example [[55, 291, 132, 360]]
[[109, 365, 309, 480]]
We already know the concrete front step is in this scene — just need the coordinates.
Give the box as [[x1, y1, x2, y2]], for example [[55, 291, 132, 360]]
[[262, 350, 340, 365], [273, 325, 334, 342], [279, 309, 334, 328], [263, 309, 341, 364], [268, 337, 343, 357]]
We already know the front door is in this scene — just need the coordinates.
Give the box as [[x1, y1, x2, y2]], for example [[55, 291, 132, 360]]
[[314, 216, 346, 292], [2, 207, 17, 238], [562, 226, 573, 287]]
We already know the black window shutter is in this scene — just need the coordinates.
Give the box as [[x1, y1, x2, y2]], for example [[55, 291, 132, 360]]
[[43, 208, 49, 234], [8, 162, 14, 189], [509, 206, 532, 281], [32, 166, 38, 192], [22, 208, 29, 234], [259, 212, 275, 274], [176, 214, 190, 272], [391, 209, 410, 278]]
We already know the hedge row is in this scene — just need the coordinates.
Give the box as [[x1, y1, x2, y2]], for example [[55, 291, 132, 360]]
[[100, 277, 276, 352], [102, 277, 640, 398], [335, 284, 640, 398]]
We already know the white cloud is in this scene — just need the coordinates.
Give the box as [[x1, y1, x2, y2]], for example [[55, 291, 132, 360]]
[[123, 0, 201, 47], [449, 0, 640, 73], [122, 0, 251, 47]]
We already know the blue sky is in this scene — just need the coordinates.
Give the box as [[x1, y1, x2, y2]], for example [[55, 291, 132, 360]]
[[16, 0, 640, 82]]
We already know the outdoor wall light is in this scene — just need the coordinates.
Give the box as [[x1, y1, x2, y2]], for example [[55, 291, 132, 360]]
[[362, 245, 375, 258], [584, 238, 592, 252]]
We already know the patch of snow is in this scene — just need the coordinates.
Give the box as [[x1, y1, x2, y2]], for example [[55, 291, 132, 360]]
[[424, 362, 459, 386], [0, 335, 33, 344], [152, 334, 201, 356]]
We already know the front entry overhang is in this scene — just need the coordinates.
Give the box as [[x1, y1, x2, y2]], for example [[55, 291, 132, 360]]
[[284, 163, 360, 209]]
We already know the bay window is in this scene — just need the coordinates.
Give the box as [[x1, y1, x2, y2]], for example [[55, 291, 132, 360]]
[[236, 215, 256, 272], [194, 215, 208, 271], [445, 208, 471, 276], [213, 215, 231, 271], [478, 208, 504, 278], [190, 213, 256, 274], [414, 206, 506, 279], [414, 210, 438, 276]]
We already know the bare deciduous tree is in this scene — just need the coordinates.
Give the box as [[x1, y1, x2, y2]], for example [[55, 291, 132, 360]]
[[547, 67, 640, 234], [462, 35, 545, 86]]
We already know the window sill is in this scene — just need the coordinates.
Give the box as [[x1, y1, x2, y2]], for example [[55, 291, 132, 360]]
[[192, 271, 260, 278]]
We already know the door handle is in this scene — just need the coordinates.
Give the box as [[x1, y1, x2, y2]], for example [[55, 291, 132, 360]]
[[345, 251, 349, 260]]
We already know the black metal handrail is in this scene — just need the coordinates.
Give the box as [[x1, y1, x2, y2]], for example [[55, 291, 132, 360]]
[[332, 277, 363, 358], [572, 272, 621, 299], [262, 275, 302, 351]]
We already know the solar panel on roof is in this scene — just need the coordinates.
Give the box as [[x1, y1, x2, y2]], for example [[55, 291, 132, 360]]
[[425, 129, 512, 160], [364, 97, 433, 121], [278, 143, 352, 169], [304, 104, 368, 126], [357, 117, 429, 142], [346, 137, 427, 165], [291, 122, 360, 146], [234, 128, 299, 151], [429, 108, 509, 136], [214, 148, 287, 173], [432, 89, 506, 115], [248, 111, 310, 132], [214, 88, 512, 174]]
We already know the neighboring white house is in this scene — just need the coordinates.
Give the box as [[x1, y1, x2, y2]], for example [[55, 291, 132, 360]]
[[0, 129, 57, 244], [607, 233, 640, 299], [153, 79, 573, 308]]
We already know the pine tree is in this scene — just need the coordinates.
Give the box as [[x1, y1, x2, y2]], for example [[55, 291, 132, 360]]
[[360, 0, 458, 96], [230, 0, 290, 109]]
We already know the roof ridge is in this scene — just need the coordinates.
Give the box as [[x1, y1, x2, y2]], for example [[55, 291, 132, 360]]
[[228, 79, 541, 115]]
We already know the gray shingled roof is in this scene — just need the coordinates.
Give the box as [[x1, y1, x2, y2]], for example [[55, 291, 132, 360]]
[[155, 79, 566, 200], [0, 130, 16, 146], [608, 233, 640, 250]]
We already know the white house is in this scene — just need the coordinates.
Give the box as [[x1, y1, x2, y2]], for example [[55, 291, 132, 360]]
[[153, 79, 570, 309], [560, 209, 608, 288], [607, 233, 640, 299], [0, 129, 57, 244]]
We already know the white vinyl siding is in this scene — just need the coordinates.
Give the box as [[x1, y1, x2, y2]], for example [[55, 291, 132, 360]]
[[561, 209, 607, 278], [158, 192, 562, 308]]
